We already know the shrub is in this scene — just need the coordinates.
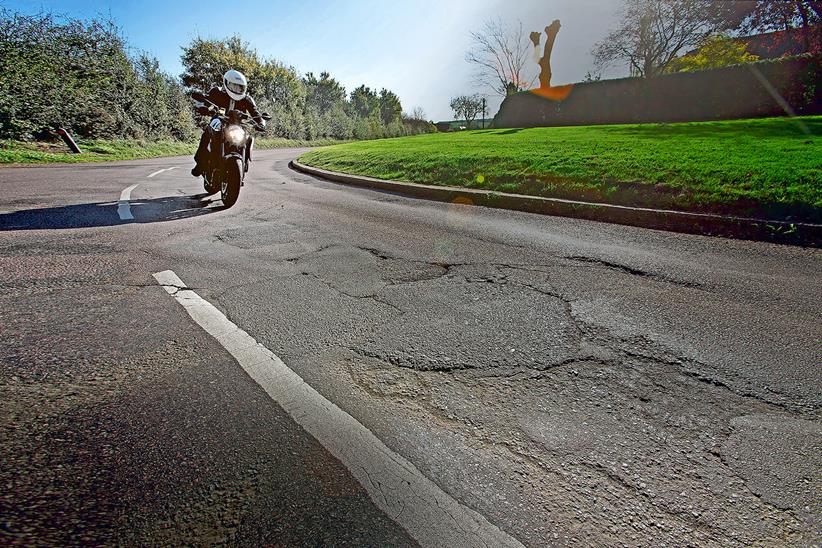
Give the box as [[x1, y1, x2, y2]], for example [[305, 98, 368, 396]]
[[0, 9, 195, 141]]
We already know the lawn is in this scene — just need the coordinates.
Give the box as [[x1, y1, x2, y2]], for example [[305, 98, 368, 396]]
[[0, 137, 344, 165], [299, 116, 822, 221]]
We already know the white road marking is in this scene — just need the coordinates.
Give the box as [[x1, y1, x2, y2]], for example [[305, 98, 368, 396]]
[[147, 166, 178, 178], [117, 183, 139, 221], [152, 269, 524, 548]]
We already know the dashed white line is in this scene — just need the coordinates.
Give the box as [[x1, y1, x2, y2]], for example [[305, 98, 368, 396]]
[[117, 167, 179, 220], [147, 166, 178, 178], [152, 269, 524, 548], [117, 183, 139, 220]]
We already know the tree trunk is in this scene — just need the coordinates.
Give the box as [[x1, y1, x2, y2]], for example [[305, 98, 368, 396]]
[[795, 0, 812, 51], [538, 21, 561, 88]]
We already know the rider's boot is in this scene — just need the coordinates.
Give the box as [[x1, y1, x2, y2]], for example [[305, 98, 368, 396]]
[[192, 130, 211, 177]]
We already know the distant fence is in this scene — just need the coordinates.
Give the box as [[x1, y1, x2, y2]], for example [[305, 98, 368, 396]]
[[494, 55, 822, 127]]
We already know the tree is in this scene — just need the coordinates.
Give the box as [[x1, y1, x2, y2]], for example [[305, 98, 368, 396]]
[[327, 102, 354, 140], [449, 95, 483, 128], [401, 107, 435, 135], [181, 35, 261, 92], [303, 71, 346, 113], [255, 61, 306, 139], [378, 88, 402, 125], [466, 18, 535, 97], [727, 1, 822, 54], [303, 71, 347, 139], [593, 0, 731, 78], [349, 85, 378, 118], [410, 106, 427, 121], [180, 35, 307, 139], [665, 34, 759, 72]]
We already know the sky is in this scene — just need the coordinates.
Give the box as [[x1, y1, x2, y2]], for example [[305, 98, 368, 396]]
[[2, 0, 626, 121]]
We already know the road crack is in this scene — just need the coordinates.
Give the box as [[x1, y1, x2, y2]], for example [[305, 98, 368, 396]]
[[565, 255, 705, 290]]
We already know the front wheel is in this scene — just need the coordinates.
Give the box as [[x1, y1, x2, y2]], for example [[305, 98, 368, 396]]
[[221, 158, 242, 208]]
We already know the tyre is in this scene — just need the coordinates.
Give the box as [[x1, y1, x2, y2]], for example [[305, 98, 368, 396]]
[[221, 158, 242, 208]]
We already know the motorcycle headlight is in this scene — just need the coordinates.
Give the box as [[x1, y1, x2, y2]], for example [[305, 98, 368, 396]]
[[224, 125, 246, 146]]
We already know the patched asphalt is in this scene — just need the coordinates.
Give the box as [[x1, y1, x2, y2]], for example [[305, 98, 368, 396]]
[[1, 149, 820, 546]]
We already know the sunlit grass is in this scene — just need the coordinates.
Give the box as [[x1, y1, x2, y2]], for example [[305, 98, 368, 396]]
[[299, 116, 822, 220], [0, 139, 196, 164], [0, 138, 347, 164]]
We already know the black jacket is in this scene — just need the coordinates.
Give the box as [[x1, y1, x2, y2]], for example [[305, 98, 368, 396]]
[[199, 86, 262, 120]]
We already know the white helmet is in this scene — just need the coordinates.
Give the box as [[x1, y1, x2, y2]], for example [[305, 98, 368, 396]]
[[223, 69, 248, 101]]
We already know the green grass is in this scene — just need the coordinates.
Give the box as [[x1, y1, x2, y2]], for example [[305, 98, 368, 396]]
[[299, 116, 822, 221], [0, 137, 347, 165], [257, 137, 348, 149], [0, 139, 196, 164]]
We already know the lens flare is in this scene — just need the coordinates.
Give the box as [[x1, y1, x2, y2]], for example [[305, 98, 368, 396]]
[[529, 84, 574, 101]]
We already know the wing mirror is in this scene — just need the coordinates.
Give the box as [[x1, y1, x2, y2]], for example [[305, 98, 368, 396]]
[[261, 112, 272, 121]]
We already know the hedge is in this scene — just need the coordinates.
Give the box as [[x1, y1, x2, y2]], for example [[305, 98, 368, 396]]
[[494, 55, 822, 127]]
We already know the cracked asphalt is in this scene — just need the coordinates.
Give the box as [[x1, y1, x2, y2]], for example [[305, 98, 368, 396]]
[[1, 148, 820, 546]]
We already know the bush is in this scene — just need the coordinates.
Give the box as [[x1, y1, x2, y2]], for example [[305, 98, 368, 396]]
[[665, 35, 760, 73], [0, 10, 195, 141]]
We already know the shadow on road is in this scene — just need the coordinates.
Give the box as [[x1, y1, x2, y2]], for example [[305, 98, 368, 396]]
[[0, 193, 221, 231]]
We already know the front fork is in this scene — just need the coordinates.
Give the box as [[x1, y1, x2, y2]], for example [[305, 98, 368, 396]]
[[244, 136, 253, 174], [232, 137, 252, 182]]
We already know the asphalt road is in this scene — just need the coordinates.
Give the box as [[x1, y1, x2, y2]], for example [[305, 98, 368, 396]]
[[1, 149, 820, 547]]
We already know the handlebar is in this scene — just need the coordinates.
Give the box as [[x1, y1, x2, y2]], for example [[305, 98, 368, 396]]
[[191, 91, 271, 129]]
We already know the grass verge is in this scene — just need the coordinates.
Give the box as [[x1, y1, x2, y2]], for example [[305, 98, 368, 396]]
[[298, 116, 822, 222], [0, 138, 346, 165]]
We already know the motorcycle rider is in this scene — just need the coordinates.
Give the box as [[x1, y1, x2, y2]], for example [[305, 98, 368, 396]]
[[191, 69, 266, 177]]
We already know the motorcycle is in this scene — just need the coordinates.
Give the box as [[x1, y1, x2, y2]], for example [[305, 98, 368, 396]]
[[191, 91, 271, 208]]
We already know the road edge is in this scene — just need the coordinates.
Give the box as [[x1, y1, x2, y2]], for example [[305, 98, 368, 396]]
[[290, 160, 821, 247]]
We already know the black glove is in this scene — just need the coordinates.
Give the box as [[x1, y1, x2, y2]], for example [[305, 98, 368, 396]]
[[195, 105, 214, 117]]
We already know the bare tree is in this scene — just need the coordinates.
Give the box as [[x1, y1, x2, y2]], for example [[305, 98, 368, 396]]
[[593, 0, 729, 78], [466, 18, 535, 97], [410, 106, 427, 121]]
